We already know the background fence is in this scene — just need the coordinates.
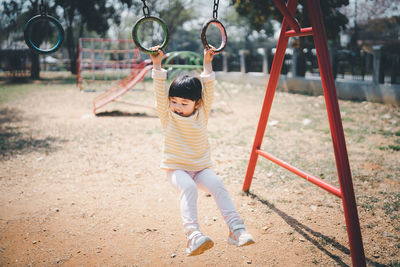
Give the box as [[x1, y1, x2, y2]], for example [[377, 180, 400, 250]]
[[213, 45, 400, 85]]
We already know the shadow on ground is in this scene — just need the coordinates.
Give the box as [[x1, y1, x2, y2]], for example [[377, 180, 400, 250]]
[[95, 110, 157, 118], [0, 108, 65, 160], [246, 192, 387, 267]]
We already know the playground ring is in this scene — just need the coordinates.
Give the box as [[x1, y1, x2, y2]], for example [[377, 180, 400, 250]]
[[163, 51, 203, 80], [201, 18, 227, 54], [24, 14, 64, 54], [132, 16, 169, 54]]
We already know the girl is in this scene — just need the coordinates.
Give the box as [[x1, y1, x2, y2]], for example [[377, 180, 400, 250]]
[[150, 47, 254, 256]]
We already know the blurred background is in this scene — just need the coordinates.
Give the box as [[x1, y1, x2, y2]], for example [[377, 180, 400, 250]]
[[0, 0, 399, 86]]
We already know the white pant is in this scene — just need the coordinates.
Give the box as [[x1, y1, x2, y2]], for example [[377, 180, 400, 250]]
[[167, 168, 240, 231]]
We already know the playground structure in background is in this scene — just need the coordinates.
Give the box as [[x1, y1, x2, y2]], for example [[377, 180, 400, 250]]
[[77, 37, 206, 114], [163, 51, 203, 79], [77, 38, 148, 92], [91, 51, 206, 114], [243, 0, 366, 266], [76, 38, 154, 114]]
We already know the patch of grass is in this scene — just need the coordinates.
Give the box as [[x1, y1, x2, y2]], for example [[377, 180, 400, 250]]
[[355, 135, 366, 143], [312, 259, 320, 265], [0, 83, 34, 103], [378, 145, 400, 151], [383, 193, 400, 215], [379, 129, 396, 137], [360, 202, 374, 213], [388, 145, 400, 151], [318, 236, 330, 246], [369, 196, 379, 203], [276, 198, 291, 204], [344, 128, 357, 135]]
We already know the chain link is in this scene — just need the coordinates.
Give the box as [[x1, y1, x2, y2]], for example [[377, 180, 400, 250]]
[[141, 0, 150, 17], [213, 0, 219, 19], [39, 0, 46, 15]]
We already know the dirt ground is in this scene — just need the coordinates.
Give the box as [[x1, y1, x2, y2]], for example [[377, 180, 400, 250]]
[[0, 73, 399, 266]]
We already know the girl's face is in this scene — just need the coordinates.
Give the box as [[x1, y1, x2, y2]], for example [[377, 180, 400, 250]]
[[169, 97, 200, 117]]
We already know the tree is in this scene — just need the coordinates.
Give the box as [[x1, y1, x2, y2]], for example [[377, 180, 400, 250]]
[[230, 0, 349, 46], [54, 0, 134, 74], [0, 0, 44, 79], [230, 0, 349, 76], [340, 0, 400, 50], [107, 0, 199, 52], [0, 0, 134, 78]]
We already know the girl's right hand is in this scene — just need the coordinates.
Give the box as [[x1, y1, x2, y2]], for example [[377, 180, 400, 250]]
[[150, 46, 164, 70], [203, 46, 215, 74]]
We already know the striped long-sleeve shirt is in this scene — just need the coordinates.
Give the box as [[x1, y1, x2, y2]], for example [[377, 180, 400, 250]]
[[152, 68, 215, 171]]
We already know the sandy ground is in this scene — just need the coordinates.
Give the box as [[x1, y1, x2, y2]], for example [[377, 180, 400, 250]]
[[0, 75, 399, 266]]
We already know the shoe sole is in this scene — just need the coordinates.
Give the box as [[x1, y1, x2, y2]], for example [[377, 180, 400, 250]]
[[228, 237, 255, 247], [188, 239, 214, 256], [239, 239, 255, 247]]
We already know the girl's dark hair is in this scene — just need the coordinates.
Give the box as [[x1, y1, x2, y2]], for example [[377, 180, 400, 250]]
[[169, 75, 202, 101]]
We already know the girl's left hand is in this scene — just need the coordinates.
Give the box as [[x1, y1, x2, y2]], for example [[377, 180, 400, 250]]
[[204, 46, 215, 64]]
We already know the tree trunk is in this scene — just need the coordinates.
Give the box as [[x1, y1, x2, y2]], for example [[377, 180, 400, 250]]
[[30, 52, 40, 79], [65, 25, 78, 74]]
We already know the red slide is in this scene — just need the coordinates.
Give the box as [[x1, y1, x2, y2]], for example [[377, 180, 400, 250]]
[[93, 60, 153, 114]]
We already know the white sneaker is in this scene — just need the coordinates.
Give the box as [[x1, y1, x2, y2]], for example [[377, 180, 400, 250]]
[[186, 229, 214, 256], [228, 219, 255, 247]]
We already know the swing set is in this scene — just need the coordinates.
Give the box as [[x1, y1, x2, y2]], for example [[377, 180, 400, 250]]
[[242, 1, 366, 266], [24, 0, 366, 266]]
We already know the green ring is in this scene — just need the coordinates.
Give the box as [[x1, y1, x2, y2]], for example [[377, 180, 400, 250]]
[[24, 14, 64, 54], [132, 16, 169, 54]]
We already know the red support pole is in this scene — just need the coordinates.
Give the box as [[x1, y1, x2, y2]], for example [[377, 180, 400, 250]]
[[242, 0, 298, 192], [272, 0, 301, 32], [306, 0, 365, 266], [285, 27, 313, 38], [243, 1, 365, 265]]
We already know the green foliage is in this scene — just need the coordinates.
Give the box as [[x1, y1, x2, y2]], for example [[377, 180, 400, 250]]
[[0, 0, 27, 44], [230, 0, 349, 47], [358, 16, 400, 45]]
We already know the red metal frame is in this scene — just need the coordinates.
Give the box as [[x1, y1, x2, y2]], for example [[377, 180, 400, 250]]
[[243, 1, 366, 266]]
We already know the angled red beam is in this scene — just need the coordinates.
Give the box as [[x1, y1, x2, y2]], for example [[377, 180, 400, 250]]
[[285, 27, 313, 37], [255, 149, 342, 198], [243, 0, 299, 192], [272, 0, 301, 32]]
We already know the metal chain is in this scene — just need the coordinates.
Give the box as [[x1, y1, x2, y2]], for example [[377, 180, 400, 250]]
[[141, 0, 150, 17], [213, 0, 219, 19], [39, 0, 46, 15]]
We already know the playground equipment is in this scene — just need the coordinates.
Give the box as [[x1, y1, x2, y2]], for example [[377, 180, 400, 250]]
[[76, 38, 153, 114], [92, 61, 153, 114], [242, 1, 366, 266], [77, 38, 146, 91], [200, 0, 227, 54], [92, 51, 202, 115], [163, 51, 203, 79], [24, 0, 64, 54], [132, 0, 169, 54]]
